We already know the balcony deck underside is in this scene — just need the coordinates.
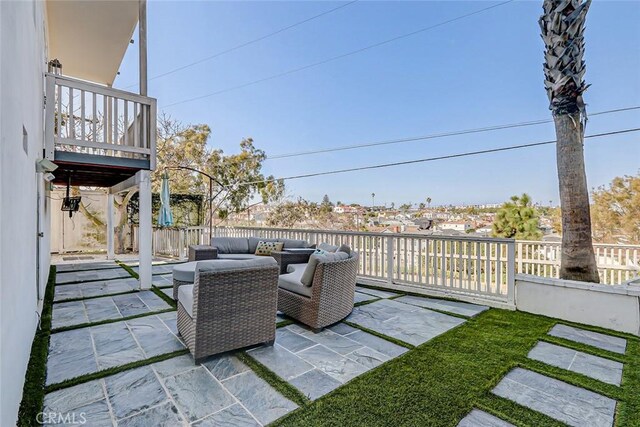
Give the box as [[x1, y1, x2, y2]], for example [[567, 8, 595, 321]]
[[52, 151, 150, 187]]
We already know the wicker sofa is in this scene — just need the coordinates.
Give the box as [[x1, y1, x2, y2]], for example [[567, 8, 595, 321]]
[[277, 248, 359, 331], [176, 257, 279, 362]]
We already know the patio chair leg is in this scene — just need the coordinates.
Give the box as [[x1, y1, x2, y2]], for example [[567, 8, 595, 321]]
[[265, 339, 275, 346], [312, 327, 323, 333]]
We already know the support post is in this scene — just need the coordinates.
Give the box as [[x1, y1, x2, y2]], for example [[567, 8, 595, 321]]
[[138, 170, 152, 289], [386, 236, 394, 284], [138, 0, 148, 97], [507, 240, 516, 308], [106, 193, 115, 259]]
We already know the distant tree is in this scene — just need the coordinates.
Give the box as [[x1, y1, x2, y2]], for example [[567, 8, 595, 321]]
[[390, 202, 395, 209], [320, 194, 333, 214], [492, 193, 542, 240], [426, 197, 432, 208], [540, 0, 599, 282], [399, 203, 412, 213], [418, 202, 426, 210], [591, 172, 640, 244]]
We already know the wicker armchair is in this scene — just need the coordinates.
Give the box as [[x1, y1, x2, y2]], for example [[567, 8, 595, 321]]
[[177, 258, 279, 362], [278, 252, 359, 331]]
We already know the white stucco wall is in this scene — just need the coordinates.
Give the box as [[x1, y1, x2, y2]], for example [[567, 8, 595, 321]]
[[0, 1, 48, 425], [516, 274, 640, 336]]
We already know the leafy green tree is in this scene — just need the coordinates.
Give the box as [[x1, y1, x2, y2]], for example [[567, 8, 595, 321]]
[[492, 194, 542, 240], [320, 194, 333, 214], [418, 202, 426, 210], [591, 172, 640, 244]]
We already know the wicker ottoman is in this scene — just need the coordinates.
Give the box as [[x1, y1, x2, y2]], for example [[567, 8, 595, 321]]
[[188, 245, 218, 262]]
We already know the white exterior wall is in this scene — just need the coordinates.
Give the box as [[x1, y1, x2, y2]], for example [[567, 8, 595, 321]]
[[0, 1, 48, 425], [516, 275, 640, 336]]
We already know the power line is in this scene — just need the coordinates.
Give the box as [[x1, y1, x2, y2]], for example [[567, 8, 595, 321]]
[[266, 106, 640, 159], [231, 127, 640, 187], [162, 0, 515, 109], [123, 1, 359, 89]]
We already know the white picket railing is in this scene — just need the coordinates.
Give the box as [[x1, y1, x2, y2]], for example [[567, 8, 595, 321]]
[[516, 240, 640, 285], [44, 73, 157, 169]]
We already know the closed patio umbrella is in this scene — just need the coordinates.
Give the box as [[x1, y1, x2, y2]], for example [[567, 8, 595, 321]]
[[158, 171, 174, 227]]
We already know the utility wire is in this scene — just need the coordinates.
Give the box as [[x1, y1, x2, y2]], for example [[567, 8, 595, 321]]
[[162, 0, 515, 109], [230, 127, 640, 187], [124, 1, 359, 89], [266, 106, 640, 159]]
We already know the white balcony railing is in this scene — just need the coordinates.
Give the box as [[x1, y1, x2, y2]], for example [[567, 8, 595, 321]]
[[44, 73, 157, 169]]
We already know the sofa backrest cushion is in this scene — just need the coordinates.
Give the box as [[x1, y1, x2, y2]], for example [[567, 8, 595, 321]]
[[337, 244, 351, 255], [280, 238, 309, 249], [317, 242, 339, 252], [300, 251, 350, 287], [196, 257, 277, 274], [248, 237, 279, 254], [211, 237, 249, 254]]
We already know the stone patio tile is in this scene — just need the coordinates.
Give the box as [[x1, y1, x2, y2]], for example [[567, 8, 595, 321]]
[[92, 322, 145, 369], [56, 267, 132, 284], [458, 409, 514, 427], [164, 366, 235, 422], [248, 344, 314, 380], [127, 315, 184, 357], [104, 366, 166, 419], [132, 263, 181, 276], [354, 291, 378, 304], [528, 341, 623, 386], [43, 380, 105, 413], [118, 401, 183, 427], [289, 368, 342, 400], [192, 404, 260, 427], [492, 368, 616, 427], [298, 329, 364, 355], [51, 301, 88, 329], [549, 324, 627, 354], [202, 354, 250, 381], [137, 290, 171, 310], [152, 354, 196, 379], [53, 285, 83, 302], [355, 286, 399, 298], [347, 299, 465, 346], [152, 274, 173, 288], [46, 399, 113, 427], [328, 323, 359, 336], [395, 295, 489, 317], [55, 261, 120, 272], [80, 278, 139, 298], [157, 287, 173, 299], [345, 346, 389, 369], [47, 328, 97, 385], [112, 294, 150, 317], [297, 344, 369, 383], [345, 330, 408, 358], [222, 371, 298, 425], [157, 311, 179, 335], [83, 297, 121, 323], [275, 328, 317, 353]]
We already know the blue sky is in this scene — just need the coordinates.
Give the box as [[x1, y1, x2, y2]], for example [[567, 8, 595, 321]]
[[116, 0, 640, 207]]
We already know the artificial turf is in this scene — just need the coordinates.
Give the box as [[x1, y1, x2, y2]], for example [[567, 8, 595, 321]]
[[272, 308, 640, 427]]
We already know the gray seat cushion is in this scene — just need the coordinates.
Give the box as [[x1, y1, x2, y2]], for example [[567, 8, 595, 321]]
[[278, 267, 312, 297], [286, 263, 307, 274], [216, 254, 263, 261], [173, 261, 199, 283], [211, 237, 250, 254], [178, 284, 194, 318], [318, 242, 339, 252]]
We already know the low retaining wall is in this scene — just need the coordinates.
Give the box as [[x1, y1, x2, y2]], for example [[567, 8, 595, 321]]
[[515, 274, 640, 336]]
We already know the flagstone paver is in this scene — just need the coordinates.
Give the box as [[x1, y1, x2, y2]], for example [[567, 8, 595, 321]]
[[548, 324, 627, 354], [44, 354, 297, 426], [527, 341, 623, 386], [51, 291, 172, 329], [354, 291, 378, 304], [248, 323, 407, 400], [56, 267, 133, 284], [458, 409, 514, 427], [346, 298, 466, 346], [492, 368, 616, 427], [55, 261, 121, 273], [131, 263, 184, 276], [54, 277, 140, 302], [46, 313, 183, 386], [152, 273, 173, 287], [355, 286, 399, 298], [395, 295, 489, 317]]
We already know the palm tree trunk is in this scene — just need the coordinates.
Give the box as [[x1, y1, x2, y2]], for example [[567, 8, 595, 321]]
[[554, 113, 599, 282]]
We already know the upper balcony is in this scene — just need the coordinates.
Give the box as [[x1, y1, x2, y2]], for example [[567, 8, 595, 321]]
[[44, 73, 157, 187]]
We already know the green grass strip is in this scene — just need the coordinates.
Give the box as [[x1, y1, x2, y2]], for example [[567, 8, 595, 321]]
[[236, 352, 310, 407], [51, 308, 176, 334], [616, 339, 640, 426], [151, 285, 177, 309], [17, 266, 56, 427], [116, 260, 140, 279], [45, 349, 189, 393]]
